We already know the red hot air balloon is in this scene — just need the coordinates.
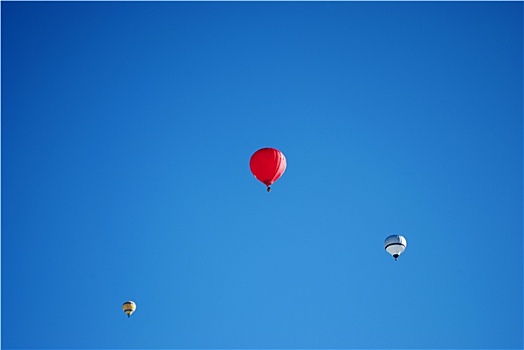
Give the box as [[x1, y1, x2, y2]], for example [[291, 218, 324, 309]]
[[250, 148, 287, 192]]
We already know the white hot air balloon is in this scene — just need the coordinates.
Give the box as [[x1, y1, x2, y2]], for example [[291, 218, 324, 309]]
[[122, 301, 136, 318], [384, 235, 407, 261]]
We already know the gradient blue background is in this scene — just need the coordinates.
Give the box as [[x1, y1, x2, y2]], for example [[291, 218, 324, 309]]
[[2, 1, 522, 349]]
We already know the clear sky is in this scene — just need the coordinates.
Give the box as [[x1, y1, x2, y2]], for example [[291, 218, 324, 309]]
[[2, 1, 522, 349]]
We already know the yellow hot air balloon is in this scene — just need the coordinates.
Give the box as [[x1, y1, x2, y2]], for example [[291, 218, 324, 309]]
[[122, 301, 136, 318]]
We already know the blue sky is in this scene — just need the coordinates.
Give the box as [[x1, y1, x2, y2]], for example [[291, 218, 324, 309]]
[[2, 1, 522, 349]]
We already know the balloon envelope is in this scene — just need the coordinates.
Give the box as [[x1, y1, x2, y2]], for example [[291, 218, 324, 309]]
[[384, 235, 407, 259], [122, 301, 136, 317], [249, 148, 286, 189]]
